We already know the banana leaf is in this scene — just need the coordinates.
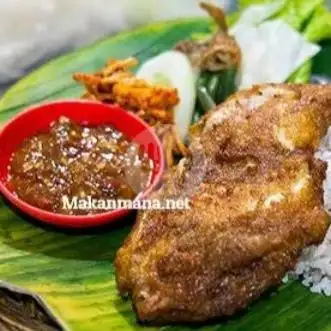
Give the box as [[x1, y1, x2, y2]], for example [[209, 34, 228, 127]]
[[0, 18, 331, 331]]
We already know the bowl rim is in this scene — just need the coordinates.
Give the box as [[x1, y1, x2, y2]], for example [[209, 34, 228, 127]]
[[0, 99, 165, 227]]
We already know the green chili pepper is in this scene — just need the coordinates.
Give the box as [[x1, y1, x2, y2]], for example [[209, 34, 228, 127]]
[[197, 86, 216, 112], [193, 67, 238, 123], [207, 74, 220, 100], [215, 68, 237, 103]]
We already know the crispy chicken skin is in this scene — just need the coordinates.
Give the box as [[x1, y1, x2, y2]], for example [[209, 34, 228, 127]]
[[115, 84, 331, 324]]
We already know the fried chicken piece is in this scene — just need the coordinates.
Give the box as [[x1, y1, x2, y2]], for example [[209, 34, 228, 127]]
[[115, 84, 331, 324]]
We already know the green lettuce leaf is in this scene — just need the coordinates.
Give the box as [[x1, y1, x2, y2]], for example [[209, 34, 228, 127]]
[[304, 5, 331, 42], [273, 0, 323, 30], [238, 0, 323, 30], [289, 5, 331, 82]]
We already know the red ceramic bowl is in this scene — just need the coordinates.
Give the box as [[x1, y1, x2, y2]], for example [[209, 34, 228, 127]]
[[0, 100, 164, 228]]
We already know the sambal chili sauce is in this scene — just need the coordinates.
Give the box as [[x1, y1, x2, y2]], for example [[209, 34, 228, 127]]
[[7, 116, 153, 215]]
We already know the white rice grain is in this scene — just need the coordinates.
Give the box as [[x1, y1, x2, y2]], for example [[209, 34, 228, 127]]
[[291, 128, 331, 296]]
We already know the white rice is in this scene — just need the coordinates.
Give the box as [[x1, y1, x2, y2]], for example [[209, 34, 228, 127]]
[[289, 128, 331, 295]]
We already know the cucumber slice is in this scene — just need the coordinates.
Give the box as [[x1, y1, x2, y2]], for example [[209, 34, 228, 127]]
[[137, 50, 196, 140]]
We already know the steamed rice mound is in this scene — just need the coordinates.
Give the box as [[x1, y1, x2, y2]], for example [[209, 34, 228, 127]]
[[292, 128, 331, 295]]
